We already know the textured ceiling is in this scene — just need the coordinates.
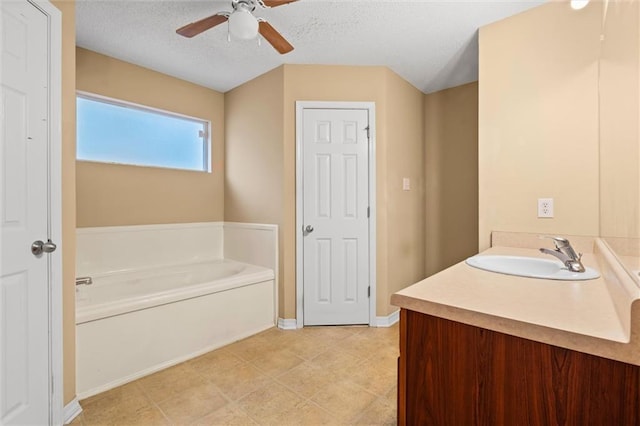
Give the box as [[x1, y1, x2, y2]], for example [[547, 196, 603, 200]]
[[76, 0, 544, 94]]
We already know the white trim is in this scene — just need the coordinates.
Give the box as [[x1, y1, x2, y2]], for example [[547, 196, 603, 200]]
[[277, 318, 298, 330], [375, 310, 400, 328], [63, 399, 82, 425], [27, 0, 64, 424], [76, 221, 224, 234], [295, 101, 377, 328], [76, 90, 210, 123], [223, 221, 280, 230], [367, 105, 377, 328]]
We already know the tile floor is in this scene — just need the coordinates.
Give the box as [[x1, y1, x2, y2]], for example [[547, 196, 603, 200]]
[[71, 324, 399, 425]]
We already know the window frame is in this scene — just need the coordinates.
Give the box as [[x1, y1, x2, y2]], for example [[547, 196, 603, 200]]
[[76, 91, 212, 173]]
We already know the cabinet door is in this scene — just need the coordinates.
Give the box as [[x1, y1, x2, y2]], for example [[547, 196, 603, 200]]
[[400, 309, 640, 425]]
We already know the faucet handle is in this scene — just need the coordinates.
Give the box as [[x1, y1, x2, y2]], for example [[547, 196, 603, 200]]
[[540, 235, 570, 249]]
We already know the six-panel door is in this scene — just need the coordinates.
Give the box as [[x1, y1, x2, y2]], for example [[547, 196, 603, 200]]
[[1, 1, 51, 424], [302, 108, 370, 325]]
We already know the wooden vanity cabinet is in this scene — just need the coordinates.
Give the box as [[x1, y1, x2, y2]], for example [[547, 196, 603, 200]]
[[397, 309, 640, 425]]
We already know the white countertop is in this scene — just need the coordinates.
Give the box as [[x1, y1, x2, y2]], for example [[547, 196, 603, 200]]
[[391, 235, 640, 366]]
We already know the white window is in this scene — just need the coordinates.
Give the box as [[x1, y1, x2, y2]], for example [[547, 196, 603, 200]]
[[76, 93, 211, 172]]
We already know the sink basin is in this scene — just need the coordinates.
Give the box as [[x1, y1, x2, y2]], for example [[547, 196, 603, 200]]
[[465, 255, 600, 281]]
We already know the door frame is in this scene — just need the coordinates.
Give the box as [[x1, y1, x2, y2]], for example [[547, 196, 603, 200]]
[[295, 101, 377, 328], [23, 0, 63, 423]]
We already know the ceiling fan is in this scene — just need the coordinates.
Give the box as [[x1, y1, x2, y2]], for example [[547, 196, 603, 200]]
[[176, 0, 298, 54]]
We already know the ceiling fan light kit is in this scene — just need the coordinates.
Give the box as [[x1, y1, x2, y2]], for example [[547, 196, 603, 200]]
[[228, 8, 259, 40], [176, 0, 297, 54]]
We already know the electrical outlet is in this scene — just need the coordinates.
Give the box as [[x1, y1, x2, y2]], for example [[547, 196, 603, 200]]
[[538, 198, 554, 218]]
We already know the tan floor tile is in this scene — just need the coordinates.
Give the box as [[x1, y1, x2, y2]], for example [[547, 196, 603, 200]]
[[117, 407, 171, 426], [189, 348, 246, 380], [81, 382, 154, 425], [83, 406, 169, 426], [226, 335, 283, 362], [284, 335, 332, 360], [298, 326, 359, 342], [237, 383, 305, 424], [276, 361, 337, 399], [209, 362, 273, 401], [349, 352, 398, 397], [353, 396, 396, 426], [255, 327, 299, 347], [249, 347, 304, 377], [383, 384, 398, 407], [68, 412, 84, 425], [263, 400, 338, 426], [157, 380, 229, 424], [365, 323, 399, 339], [311, 379, 378, 422], [191, 403, 257, 426], [308, 348, 362, 378], [334, 332, 389, 360], [138, 363, 208, 404], [375, 342, 401, 362]]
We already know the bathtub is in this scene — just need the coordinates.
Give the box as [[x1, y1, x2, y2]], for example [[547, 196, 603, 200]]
[[76, 258, 275, 398]]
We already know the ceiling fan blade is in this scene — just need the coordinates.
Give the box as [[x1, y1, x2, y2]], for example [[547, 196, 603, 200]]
[[259, 21, 294, 54], [176, 14, 228, 38], [262, 0, 299, 7]]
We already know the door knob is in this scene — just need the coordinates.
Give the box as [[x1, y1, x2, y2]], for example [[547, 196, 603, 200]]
[[31, 239, 57, 256], [305, 225, 314, 233]]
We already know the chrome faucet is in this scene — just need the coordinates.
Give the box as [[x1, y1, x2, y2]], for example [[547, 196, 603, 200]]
[[539, 236, 585, 273]]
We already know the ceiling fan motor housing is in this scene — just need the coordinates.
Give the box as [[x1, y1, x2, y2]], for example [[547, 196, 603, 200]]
[[232, 0, 258, 13]]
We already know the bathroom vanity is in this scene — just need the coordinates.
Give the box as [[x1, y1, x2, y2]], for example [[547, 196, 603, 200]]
[[391, 233, 640, 425]]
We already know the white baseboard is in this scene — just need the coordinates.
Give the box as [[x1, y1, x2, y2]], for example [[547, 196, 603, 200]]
[[375, 309, 399, 327], [63, 398, 82, 424], [277, 318, 298, 330], [279, 313, 397, 329]]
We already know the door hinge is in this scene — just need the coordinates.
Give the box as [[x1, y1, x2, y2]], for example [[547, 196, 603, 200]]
[[365, 125, 370, 140], [367, 206, 370, 218], [368, 286, 371, 298]]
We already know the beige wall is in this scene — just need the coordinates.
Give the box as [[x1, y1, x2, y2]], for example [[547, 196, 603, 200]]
[[75, 48, 225, 227], [384, 70, 426, 313], [51, 0, 77, 405], [599, 0, 640, 239], [478, 2, 601, 250], [424, 82, 479, 276], [224, 66, 285, 310]]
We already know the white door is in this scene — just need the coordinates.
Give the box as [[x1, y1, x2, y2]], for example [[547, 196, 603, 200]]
[[302, 108, 370, 325], [1, 1, 53, 424]]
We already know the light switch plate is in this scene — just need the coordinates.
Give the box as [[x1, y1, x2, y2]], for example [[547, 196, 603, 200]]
[[403, 178, 411, 191]]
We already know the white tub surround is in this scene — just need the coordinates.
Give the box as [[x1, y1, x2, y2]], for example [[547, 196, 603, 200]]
[[223, 222, 279, 272], [224, 222, 279, 326], [76, 222, 224, 277], [391, 232, 640, 367], [76, 222, 278, 398]]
